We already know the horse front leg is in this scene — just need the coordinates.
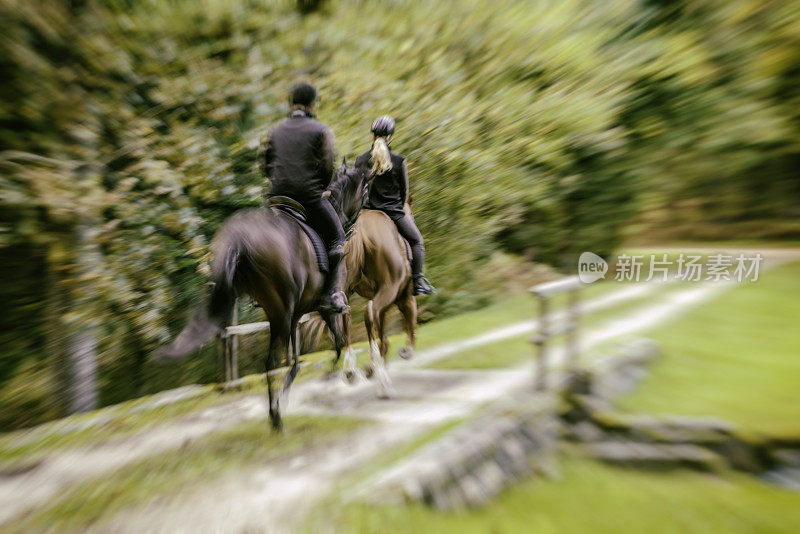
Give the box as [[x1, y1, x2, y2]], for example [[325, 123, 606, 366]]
[[341, 309, 362, 383], [321, 311, 349, 380], [370, 294, 395, 399]]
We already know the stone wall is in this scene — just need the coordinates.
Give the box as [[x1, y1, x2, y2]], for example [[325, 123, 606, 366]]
[[359, 393, 559, 510], [359, 337, 800, 508]]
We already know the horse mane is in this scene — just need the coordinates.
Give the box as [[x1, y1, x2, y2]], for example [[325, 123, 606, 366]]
[[328, 162, 369, 233], [327, 163, 351, 205]]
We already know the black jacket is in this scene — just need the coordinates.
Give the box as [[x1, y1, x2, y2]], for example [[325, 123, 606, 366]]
[[262, 110, 336, 203], [355, 147, 408, 219]]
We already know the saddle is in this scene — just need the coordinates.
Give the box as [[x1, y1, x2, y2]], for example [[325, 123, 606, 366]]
[[267, 196, 328, 272]]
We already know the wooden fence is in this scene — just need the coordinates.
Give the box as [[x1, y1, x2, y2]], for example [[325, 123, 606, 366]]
[[529, 275, 582, 390], [219, 277, 584, 390], [218, 301, 311, 384]]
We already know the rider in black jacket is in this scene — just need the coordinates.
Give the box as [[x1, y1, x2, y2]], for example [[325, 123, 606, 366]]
[[262, 82, 348, 313], [355, 115, 434, 296]]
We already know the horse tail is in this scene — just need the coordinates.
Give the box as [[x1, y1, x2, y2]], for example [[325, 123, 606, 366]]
[[154, 271, 236, 362], [155, 211, 269, 361], [297, 312, 328, 353]]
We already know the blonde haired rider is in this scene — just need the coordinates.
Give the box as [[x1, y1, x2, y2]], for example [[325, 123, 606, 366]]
[[355, 115, 434, 295]]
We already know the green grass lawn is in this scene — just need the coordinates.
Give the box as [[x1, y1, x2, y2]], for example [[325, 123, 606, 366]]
[[427, 279, 678, 370], [626, 239, 800, 250], [305, 258, 800, 533], [619, 260, 800, 437], [285, 284, 611, 381], [312, 457, 800, 534], [7, 415, 365, 534], [427, 259, 800, 437], [314, 276, 623, 362]]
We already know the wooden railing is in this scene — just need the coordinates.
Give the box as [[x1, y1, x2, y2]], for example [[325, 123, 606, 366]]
[[218, 301, 311, 384], [220, 277, 584, 390]]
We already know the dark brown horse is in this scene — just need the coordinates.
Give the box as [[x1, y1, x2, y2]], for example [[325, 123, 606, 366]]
[[341, 206, 418, 397], [157, 162, 370, 429]]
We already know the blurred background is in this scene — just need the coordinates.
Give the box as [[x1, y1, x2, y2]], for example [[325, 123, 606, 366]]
[[1, 0, 799, 531]]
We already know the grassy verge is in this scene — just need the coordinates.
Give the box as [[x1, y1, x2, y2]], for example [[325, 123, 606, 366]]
[[293, 279, 624, 376], [415, 279, 630, 351], [0, 281, 575, 463], [304, 260, 800, 533], [426, 259, 800, 436], [618, 260, 800, 437], [0, 385, 229, 469], [427, 279, 680, 370], [311, 456, 800, 534], [7, 415, 365, 533]]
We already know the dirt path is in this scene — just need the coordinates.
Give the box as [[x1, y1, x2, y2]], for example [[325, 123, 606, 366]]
[[97, 278, 756, 533], [3, 248, 796, 531], [0, 275, 669, 527], [0, 395, 267, 526]]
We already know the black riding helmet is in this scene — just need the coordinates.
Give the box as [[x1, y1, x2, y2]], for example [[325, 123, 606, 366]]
[[371, 115, 395, 137], [290, 82, 317, 106]]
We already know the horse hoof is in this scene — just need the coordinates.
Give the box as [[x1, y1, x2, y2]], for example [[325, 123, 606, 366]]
[[377, 387, 395, 400], [398, 346, 414, 360], [364, 365, 375, 379], [270, 415, 283, 433], [344, 370, 357, 384]]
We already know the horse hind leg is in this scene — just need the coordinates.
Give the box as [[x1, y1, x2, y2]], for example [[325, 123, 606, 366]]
[[369, 291, 396, 399], [281, 322, 301, 398], [266, 321, 290, 432], [362, 300, 377, 378], [396, 288, 417, 360]]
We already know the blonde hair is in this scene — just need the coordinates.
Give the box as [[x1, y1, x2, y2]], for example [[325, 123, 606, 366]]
[[371, 137, 393, 175]]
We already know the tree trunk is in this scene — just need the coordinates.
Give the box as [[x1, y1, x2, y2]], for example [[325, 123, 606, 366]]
[[62, 224, 101, 414], [67, 326, 99, 413]]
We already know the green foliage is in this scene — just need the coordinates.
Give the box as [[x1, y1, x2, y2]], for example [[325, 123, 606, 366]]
[[1, 0, 798, 428]]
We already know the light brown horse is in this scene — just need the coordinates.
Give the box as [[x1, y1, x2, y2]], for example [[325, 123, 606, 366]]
[[342, 207, 418, 397]]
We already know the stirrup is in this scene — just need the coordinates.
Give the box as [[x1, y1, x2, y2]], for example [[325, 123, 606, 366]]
[[413, 275, 435, 296]]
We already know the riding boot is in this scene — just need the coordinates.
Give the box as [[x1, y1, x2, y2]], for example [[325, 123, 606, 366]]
[[413, 274, 435, 296], [318, 244, 349, 314]]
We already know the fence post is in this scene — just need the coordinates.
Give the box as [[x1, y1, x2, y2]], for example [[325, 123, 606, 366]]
[[530, 276, 583, 392], [534, 296, 549, 391], [229, 303, 239, 381], [565, 286, 580, 372]]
